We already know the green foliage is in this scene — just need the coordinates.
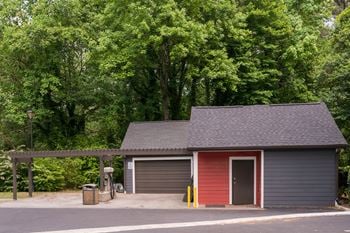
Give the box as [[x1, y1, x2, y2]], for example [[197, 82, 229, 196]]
[[33, 157, 100, 191], [0, 150, 30, 192], [339, 165, 350, 203], [112, 156, 124, 184], [0, 151, 102, 192], [97, 0, 243, 119], [227, 0, 323, 105], [60, 158, 87, 189], [0, 0, 105, 150], [33, 158, 65, 191], [319, 6, 350, 166], [0, 151, 13, 192]]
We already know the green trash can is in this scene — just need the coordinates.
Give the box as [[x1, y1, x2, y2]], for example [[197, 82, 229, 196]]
[[82, 184, 99, 205]]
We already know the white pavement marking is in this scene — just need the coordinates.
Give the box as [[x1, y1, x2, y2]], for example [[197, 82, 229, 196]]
[[344, 230, 350, 232], [31, 211, 350, 233]]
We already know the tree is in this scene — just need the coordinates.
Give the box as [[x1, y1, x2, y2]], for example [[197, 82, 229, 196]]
[[97, 0, 243, 120], [0, 0, 104, 149], [216, 0, 322, 106], [320, 7, 350, 166]]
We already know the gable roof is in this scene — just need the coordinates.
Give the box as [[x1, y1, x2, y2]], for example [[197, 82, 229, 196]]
[[187, 102, 347, 150], [121, 121, 189, 152]]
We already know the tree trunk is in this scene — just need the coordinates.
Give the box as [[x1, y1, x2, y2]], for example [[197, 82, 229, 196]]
[[159, 77, 170, 120], [170, 60, 187, 120], [190, 76, 198, 108], [170, 94, 182, 120], [335, 0, 349, 11], [159, 42, 171, 120], [205, 77, 211, 105]]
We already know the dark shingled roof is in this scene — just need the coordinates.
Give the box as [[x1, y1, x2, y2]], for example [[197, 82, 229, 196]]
[[121, 121, 189, 150], [187, 102, 348, 150]]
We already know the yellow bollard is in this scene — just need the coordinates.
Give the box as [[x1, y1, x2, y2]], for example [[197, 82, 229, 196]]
[[193, 187, 197, 208], [187, 186, 191, 208]]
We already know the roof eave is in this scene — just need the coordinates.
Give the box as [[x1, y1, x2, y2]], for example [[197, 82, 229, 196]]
[[121, 148, 192, 156], [187, 144, 348, 151]]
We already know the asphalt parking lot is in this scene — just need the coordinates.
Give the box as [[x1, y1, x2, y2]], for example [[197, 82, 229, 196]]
[[1, 192, 349, 233]]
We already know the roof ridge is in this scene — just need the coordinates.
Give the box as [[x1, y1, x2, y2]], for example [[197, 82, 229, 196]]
[[131, 120, 190, 124], [192, 102, 322, 109], [193, 106, 243, 109], [269, 102, 322, 107]]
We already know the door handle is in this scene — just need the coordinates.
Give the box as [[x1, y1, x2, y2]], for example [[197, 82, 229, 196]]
[[233, 177, 237, 184]]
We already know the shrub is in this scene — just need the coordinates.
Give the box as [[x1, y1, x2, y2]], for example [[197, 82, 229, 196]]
[[112, 156, 124, 184], [0, 151, 121, 192], [0, 151, 13, 192], [0, 150, 29, 192], [60, 158, 87, 189], [33, 158, 65, 191]]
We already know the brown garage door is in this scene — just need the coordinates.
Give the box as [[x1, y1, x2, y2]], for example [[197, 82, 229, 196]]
[[135, 160, 191, 193]]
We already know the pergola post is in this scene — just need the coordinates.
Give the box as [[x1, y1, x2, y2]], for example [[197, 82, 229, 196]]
[[12, 158, 17, 200], [28, 158, 33, 197], [99, 156, 105, 192]]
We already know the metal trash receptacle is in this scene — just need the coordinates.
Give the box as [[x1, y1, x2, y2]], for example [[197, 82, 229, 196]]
[[82, 184, 99, 205]]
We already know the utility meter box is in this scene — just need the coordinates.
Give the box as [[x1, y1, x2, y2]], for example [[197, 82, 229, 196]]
[[82, 184, 99, 205], [104, 167, 114, 173]]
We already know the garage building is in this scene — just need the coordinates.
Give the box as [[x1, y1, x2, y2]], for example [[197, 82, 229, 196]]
[[121, 103, 347, 208]]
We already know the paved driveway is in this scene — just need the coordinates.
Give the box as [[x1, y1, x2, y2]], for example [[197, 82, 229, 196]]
[[0, 208, 348, 233], [1, 193, 348, 233], [1, 192, 344, 211], [0, 192, 188, 209]]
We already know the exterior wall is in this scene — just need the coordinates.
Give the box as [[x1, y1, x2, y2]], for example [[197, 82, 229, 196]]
[[198, 151, 261, 206], [264, 149, 337, 207], [198, 153, 229, 204], [124, 156, 133, 193]]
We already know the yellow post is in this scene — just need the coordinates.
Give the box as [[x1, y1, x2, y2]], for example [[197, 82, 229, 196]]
[[187, 186, 191, 208], [193, 187, 197, 208]]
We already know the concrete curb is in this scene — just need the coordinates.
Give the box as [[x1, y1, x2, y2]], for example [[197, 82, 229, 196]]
[[30, 210, 350, 233]]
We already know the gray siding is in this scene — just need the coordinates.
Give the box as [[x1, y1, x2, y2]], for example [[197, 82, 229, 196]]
[[264, 149, 337, 207], [124, 156, 133, 193]]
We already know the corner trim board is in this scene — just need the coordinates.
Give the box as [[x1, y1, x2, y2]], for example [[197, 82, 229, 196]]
[[193, 152, 199, 207], [261, 150, 264, 208]]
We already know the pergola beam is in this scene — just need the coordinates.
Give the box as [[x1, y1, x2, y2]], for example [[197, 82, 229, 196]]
[[9, 149, 122, 159], [8, 148, 191, 159]]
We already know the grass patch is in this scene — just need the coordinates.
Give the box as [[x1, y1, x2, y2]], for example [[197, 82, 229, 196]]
[[0, 192, 29, 200], [0, 190, 81, 201]]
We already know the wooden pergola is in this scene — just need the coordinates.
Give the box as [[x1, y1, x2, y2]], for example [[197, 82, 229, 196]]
[[8, 149, 125, 200], [8, 148, 187, 200]]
